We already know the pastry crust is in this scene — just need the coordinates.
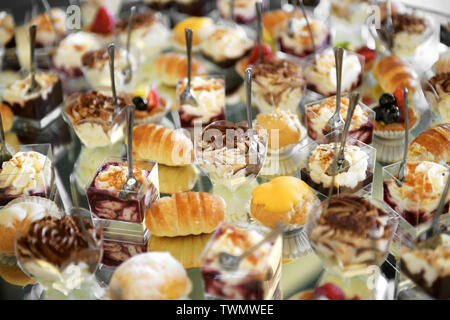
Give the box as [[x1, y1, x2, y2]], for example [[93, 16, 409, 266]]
[[132, 123, 193, 166], [109, 252, 192, 300], [408, 123, 450, 163], [153, 53, 207, 87], [145, 192, 226, 237], [158, 164, 198, 194], [373, 56, 419, 94], [0, 104, 13, 132]]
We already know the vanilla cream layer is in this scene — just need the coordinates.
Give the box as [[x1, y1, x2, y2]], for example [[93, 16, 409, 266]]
[[253, 84, 303, 114], [393, 31, 428, 56], [53, 32, 102, 70], [118, 23, 170, 58], [74, 122, 124, 148], [0, 200, 59, 228], [309, 143, 369, 189]]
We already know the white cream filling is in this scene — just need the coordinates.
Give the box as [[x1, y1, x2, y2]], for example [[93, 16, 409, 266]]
[[74, 122, 124, 148], [53, 32, 102, 70], [393, 31, 429, 56]]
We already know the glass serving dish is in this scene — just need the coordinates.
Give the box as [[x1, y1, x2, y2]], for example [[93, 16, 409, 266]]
[[176, 75, 226, 130], [15, 208, 104, 299], [200, 222, 282, 300], [304, 93, 375, 145], [305, 195, 399, 277], [382, 160, 450, 243], [0, 143, 54, 206], [299, 130, 376, 198], [86, 156, 159, 238]]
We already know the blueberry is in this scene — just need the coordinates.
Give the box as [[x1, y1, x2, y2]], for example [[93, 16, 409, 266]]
[[379, 93, 396, 107], [132, 96, 148, 111], [374, 105, 400, 124]]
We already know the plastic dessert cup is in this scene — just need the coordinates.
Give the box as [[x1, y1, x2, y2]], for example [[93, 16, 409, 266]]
[[305, 94, 375, 145], [382, 161, 450, 243], [0, 143, 54, 206], [176, 75, 226, 131], [86, 157, 159, 239], [200, 222, 282, 300], [306, 195, 399, 277], [15, 208, 104, 299], [299, 130, 376, 199]]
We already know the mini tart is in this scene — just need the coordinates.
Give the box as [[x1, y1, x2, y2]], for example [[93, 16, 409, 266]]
[[250, 176, 319, 230], [374, 106, 419, 139], [256, 109, 305, 152], [172, 17, 214, 52]]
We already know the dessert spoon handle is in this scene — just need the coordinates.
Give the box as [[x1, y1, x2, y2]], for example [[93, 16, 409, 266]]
[[397, 89, 409, 185], [41, 0, 58, 42], [126, 6, 136, 63], [245, 67, 253, 130], [334, 47, 344, 118], [126, 104, 136, 181], [185, 28, 193, 90], [108, 43, 119, 113], [299, 0, 315, 53], [29, 24, 38, 91], [338, 92, 359, 158], [239, 223, 284, 261], [256, 1, 264, 63]]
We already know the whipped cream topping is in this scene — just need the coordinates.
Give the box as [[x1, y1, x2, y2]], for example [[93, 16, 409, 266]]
[[3, 72, 60, 107], [307, 96, 369, 135], [200, 25, 253, 62], [0, 199, 59, 228], [387, 161, 449, 214], [53, 32, 102, 70], [81, 0, 121, 25], [178, 77, 225, 124], [94, 162, 150, 192], [433, 50, 450, 75], [29, 8, 66, 46], [0, 11, 14, 46], [279, 16, 329, 55], [0, 152, 53, 194], [306, 49, 362, 95], [218, 0, 259, 20], [308, 143, 369, 189], [402, 234, 450, 288]]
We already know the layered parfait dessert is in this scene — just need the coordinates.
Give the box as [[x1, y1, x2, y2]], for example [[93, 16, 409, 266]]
[[86, 161, 158, 223], [0, 150, 53, 206], [305, 48, 363, 97], [307, 194, 397, 275], [176, 76, 226, 129], [102, 239, 148, 267], [63, 90, 130, 148], [383, 160, 449, 227], [2, 72, 63, 120], [200, 24, 254, 68], [81, 47, 137, 92], [217, 0, 264, 24], [200, 223, 282, 300], [278, 13, 330, 58], [196, 120, 268, 191], [251, 59, 306, 114], [401, 233, 450, 300], [116, 11, 171, 60], [305, 95, 375, 144], [300, 137, 375, 196]]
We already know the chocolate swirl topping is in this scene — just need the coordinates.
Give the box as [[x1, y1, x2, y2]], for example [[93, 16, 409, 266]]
[[319, 194, 389, 236], [17, 216, 95, 267]]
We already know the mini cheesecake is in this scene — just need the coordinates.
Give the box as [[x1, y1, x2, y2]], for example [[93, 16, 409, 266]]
[[2, 72, 63, 120]]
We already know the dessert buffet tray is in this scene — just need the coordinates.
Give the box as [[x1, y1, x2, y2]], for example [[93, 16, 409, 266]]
[[0, 0, 449, 301]]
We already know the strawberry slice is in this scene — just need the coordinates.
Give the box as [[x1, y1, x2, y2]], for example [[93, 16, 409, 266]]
[[393, 89, 405, 121], [313, 283, 346, 300], [147, 85, 160, 110], [356, 46, 377, 63], [248, 44, 274, 65], [91, 6, 115, 34]]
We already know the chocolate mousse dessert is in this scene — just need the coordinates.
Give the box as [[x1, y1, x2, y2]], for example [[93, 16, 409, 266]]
[[307, 194, 397, 273], [2, 72, 63, 120]]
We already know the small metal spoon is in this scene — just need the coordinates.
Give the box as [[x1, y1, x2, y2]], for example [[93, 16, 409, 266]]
[[179, 28, 198, 108], [123, 6, 136, 85], [298, 0, 315, 53], [256, 1, 264, 63], [327, 47, 345, 131], [396, 88, 409, 187], [0, 112, 12, 164], [384, 0, 395, 51], [41, 0, 59, 43], [27, 24, 40, 94], [219, 223, 284, 271], [108, 43, 121, 114], [229, 0, 235, 21], [325, 92, 360, 176], [119, 104, 142, 198], [245, 68, 253, 131]]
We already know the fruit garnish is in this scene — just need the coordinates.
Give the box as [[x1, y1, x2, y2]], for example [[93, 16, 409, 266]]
[[356, 46, 377, 62], [335, 41, 350, 50], [147, 85, 160, 109], [393, 89, 405, 121], [379, 93, 396, 107], [362, 96, 374, 106], [313, 283, 346, 300], [132, 96, 148, 111], [135, 84, 149, 98], [248, 43, 274, 65], [91, 6, 115, 34], [373, 104, 401, 124]]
